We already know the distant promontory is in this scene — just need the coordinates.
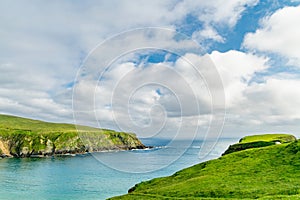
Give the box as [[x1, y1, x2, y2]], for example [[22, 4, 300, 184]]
[[0, 114, 146, 158]]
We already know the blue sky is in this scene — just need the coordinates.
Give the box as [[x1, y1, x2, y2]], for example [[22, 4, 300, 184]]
[[1, 0, 300, 139], [207, 0, 300, 52]]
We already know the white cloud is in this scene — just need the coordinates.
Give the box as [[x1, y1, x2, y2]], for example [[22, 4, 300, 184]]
[[73, 43, 227, 138], [173, 0, 258, 43], [210, 50, 269, 107], [243, 6, 300, 66], [192, 26, 225, 43], [73, 48, 276, 138], [0, 88, 72, 122], [223, 77, 300, 138], [173, 0, 258, 27], [210, 52, 300, 136], [243, 78, 300, 122]]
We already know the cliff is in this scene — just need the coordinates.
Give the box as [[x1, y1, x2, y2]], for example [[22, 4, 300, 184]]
[[110, 134, 300, 200], [0, 114, 145, 158]]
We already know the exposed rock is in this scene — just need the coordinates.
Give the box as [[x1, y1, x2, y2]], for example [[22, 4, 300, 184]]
[[0, 140, 11, 157], [0, 131, 146, 158]]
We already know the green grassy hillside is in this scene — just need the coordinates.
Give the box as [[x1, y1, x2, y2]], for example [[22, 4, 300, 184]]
[[0, 114, 145, 158], [110, 135, 300, 200]]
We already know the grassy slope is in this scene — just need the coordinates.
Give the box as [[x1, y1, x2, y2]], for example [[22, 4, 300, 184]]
[[110, 138, 300, 200], [0, 114, 144, 157], [0, 114, 106, 132]]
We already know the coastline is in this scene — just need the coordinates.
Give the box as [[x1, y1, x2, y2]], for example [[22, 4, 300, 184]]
[[0, 144, 150, 159], [109, 134, 299, 200]]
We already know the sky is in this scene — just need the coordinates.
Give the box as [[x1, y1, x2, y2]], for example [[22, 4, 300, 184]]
[[1, 0, 300, 139]]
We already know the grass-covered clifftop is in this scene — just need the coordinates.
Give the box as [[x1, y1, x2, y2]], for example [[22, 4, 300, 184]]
[[110, 134, 300, 200], [222, 133, 296, 155], [0, 114, 145, 158]]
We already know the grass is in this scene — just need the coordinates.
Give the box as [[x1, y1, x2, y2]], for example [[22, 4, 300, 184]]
[[109, 135, 300, 200], [0, 114, 101, 132], [239, 134, 296, 144], [222, 133, 297, 155], [0, 114, 144, 157]]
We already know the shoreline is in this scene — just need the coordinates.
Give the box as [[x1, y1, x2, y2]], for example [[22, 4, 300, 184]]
[[0, 145, 154, 159]]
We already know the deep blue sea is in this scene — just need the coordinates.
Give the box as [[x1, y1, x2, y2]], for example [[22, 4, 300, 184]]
[[0, 138, 238, 200]]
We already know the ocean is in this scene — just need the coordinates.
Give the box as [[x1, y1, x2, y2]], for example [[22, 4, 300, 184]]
[[0, 138, 238, 200]]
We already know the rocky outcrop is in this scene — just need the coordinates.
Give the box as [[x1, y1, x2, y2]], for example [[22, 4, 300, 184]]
[[0, 130, 145, 158], [0, 140, 11, 157]]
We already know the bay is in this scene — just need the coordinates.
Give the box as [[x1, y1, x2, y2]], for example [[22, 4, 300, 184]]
[[0, 138, 237, 200]]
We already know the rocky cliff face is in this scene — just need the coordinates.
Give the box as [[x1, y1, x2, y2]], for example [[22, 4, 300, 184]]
[[0, 114, 145, 158]]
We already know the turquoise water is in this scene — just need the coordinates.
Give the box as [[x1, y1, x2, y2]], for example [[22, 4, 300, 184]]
[[0, 138, 237, 200]]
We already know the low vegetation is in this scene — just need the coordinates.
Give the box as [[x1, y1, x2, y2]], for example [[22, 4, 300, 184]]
[[110, 134, 300, 200]]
